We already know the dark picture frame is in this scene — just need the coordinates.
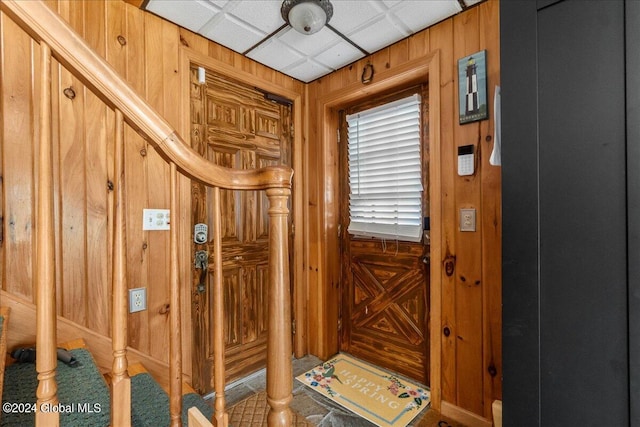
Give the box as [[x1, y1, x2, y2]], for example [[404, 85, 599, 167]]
[[458, 50, 488, 124]]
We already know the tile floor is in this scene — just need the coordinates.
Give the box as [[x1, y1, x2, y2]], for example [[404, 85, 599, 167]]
[[206, 355, 468, 427]]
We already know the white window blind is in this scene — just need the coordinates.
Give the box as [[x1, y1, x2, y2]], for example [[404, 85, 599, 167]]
[[347, 94, 423, 242]]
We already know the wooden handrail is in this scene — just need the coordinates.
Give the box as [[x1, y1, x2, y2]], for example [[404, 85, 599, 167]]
[[0, 0, 293, 191]]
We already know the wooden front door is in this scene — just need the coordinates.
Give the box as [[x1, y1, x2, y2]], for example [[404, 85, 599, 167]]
[[190, 66, 293, 394], [339, 87, 430, 384]]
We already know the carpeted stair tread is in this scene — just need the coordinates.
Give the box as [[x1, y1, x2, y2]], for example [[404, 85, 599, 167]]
[[131, 372, 213, 427], [1, 348, 111, 427]]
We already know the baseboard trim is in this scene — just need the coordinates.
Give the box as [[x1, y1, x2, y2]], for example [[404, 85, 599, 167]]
[[441, 401, 493, 427]]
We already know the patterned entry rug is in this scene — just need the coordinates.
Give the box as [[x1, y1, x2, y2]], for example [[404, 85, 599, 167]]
[[296, 354, 430, 427], [227, 391, 314, 427]]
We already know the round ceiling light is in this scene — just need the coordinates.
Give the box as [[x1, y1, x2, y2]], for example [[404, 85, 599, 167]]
[[281, 0, 334, 35]]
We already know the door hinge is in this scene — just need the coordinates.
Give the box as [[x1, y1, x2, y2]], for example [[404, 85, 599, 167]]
[[337, 317, 342, 331], [292, 319, 296, 335], [336, 128, 340, 143], [337, 224, 342, 238]]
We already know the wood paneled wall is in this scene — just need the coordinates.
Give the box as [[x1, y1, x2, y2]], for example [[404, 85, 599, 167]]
[[0, 0, 303, 379], [306, 0, 501, 420]]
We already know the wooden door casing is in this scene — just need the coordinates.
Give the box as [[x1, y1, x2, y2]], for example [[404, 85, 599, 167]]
[[339, 86, 430, 384], [190, 67, 292, 393]]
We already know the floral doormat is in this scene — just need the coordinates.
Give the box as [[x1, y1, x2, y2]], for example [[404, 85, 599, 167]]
[[296, 354, 430, 427]]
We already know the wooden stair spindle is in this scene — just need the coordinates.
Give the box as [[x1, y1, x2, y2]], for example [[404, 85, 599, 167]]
[[111, 108, 131, 427], [169, 162, 183, 427], [35, 41, 59, 427], [212, 187, 228, 427], [266, 188, 293, 427]]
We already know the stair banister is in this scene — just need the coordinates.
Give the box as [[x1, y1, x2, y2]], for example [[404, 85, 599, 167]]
[[212, 188, 228, 426], [35, 40, 59, 427], [112, 108, 132, 427], [170, 163, 183, 427]]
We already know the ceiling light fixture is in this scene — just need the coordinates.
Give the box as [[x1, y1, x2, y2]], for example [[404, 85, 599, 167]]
[[281, 0, 333, 35]]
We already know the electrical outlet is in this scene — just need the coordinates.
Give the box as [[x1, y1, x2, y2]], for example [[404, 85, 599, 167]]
[[460, 208, 477, 232], [142, 209, 170, 231], [129, 287, 147, 313]]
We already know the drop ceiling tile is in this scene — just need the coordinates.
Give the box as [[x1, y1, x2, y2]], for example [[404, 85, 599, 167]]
[[208, 0, 231, 8], [228, 1, 285, 33], [278, 26, 340, 56], [200, 13, 266, 53], [313, 40, 365, 70], [247, 37, 304, 71], [328, 1, 385, 35], [284, 59, 333, 83], [391, 0, 462, 32], [347, 15, 409, 53], [143, 0, 479, 82], [145, 0, 220, 31]]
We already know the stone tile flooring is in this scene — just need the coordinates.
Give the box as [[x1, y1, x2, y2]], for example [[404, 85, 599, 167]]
[[206, 355, 468, 427]]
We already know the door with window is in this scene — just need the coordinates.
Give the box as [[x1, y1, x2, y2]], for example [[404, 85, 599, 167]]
[[339, 87, 430, 383], [190, 66, 293, 394]]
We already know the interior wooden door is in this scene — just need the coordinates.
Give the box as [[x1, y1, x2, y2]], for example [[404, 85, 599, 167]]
[[339, 86, 430, 384], [190, 67, 293, 394]]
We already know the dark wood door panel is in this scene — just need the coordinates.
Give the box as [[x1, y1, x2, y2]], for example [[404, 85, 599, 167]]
[[342, 240, 429, 383], [191, 66, 292, 393]]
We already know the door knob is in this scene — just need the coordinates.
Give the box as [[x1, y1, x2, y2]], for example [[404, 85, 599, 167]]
[[195, 251, 208, 293]]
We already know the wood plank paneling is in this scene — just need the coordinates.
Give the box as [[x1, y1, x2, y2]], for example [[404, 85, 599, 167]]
[[309, 0, 501, 420], [429, 16, 457, 405], [123, 2, 149, 354], [84, 0, 110, 337], [144, 12, 171, 361], [56, 0, 89, 326], [452, 7, 484, 415], [478, 1, 502, 416], [0, 13, 36, 300]]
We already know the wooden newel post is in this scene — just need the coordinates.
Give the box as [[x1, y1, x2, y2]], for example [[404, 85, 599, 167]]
[[265, 188, 293, 427]]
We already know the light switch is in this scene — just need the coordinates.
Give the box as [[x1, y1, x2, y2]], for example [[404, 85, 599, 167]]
[[460, 208, 476, 232]]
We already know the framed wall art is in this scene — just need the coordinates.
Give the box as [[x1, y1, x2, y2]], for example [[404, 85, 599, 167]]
[[458, 50, 488, 124]]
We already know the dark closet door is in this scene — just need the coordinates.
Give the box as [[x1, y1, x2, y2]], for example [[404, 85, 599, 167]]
[[501, 1, 639, 426]]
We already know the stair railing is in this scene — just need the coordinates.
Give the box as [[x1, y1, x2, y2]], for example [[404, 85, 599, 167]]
[[0, 1, 294, 427]]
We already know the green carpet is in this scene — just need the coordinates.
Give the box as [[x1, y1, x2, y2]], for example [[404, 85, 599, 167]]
[[1, 348, 111, 427], [1, 347, 212, 427], [131, 372, 213, 427]]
